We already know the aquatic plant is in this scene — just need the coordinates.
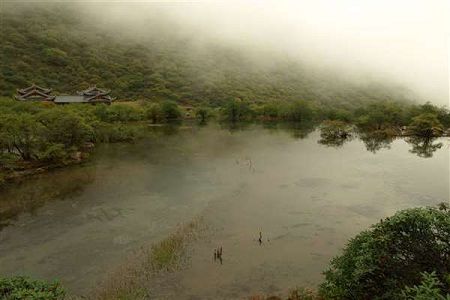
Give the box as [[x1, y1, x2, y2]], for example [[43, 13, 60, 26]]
[[94, 218, 203, 300]]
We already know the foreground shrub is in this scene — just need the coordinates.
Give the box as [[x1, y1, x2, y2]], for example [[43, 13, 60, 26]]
[[320, 207, 450, 299], [400, 272, 450, 300], [0, 276, 65, 300]]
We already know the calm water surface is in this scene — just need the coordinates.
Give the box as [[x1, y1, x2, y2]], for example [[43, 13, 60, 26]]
[[0, 124, 448, 298]]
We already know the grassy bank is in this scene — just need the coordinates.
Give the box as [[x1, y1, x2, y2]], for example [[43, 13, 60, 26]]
[[93, 217, 204, 300]]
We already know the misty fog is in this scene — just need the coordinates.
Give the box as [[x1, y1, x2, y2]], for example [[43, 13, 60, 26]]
[[73, 0, 450, 105]]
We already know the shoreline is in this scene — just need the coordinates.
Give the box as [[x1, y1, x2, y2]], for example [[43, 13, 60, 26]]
[[1, 122, 449, 188]]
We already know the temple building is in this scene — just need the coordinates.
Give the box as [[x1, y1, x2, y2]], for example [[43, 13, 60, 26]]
[[75, 86, 114, 104], [15, 84, 56, 101], [54, 86, 114, 104], [15, 84, 114, 104]]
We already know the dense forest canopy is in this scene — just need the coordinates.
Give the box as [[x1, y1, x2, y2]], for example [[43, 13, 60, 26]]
[[0, 3, 417, 108]]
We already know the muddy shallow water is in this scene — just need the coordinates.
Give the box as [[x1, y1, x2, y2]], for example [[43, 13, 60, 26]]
[[0, 124, 449, 298]]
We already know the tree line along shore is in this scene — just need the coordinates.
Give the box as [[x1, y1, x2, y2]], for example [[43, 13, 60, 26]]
[[1, 96, 450, 185]]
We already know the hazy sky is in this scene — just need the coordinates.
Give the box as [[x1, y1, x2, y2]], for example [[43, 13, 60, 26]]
[[58, 0, 450, 105]]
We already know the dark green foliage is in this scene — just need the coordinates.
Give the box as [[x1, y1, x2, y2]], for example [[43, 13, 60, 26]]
[[160, 101, 182, 121], [0, 276, 65, 300], [320, 207, 450, 300], [400, 272, 450, 300]]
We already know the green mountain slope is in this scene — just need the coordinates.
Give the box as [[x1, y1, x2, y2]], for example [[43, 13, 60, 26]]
[[0, 3, 415, 107]]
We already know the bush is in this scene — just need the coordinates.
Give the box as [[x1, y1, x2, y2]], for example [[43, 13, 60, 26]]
[[93, 123, 142, 143], [0, 276, 65, 300], [195, 107, 211, 123], [408, 113, 444, 138], [258, 102, 281, 120], [160, 101, 182, 121], [144, 103, 164, 123], [221, 99, 254, 122], [320, 207, 450, 299], [400, 272, 450, 300], [93, 104, 144, 123]]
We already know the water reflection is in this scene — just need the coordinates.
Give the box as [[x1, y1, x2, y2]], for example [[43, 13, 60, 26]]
[[318, 132, 353, 148], [406, 137, 443, 158], [318, 121, 353, 148], [0, 168, 95, 229], [282, 122, 316, 139], [220, 121, 253, 133], [260, 122, 316, 139], [359, 131, 394, 153], [1, 124, 445, 231]]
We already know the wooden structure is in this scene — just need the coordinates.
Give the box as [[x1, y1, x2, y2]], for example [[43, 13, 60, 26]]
[[15, 84, 114, 104], [15, 84, 55, 101], [76, 86, 114, 104]]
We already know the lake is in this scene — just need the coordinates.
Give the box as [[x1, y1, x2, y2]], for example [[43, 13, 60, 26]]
[[0, 123, 448, 298]]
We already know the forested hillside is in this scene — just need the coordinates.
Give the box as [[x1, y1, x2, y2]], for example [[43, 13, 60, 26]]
[[0, 3, 415, 107]]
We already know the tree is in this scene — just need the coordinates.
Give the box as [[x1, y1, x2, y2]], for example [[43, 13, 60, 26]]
[[356, 102, 405, 130], [320, 207, 450, 299], [408, 113, 444, 138], [281, 100, 315, 122], [160, 101, 182, 121], [145, 103, 164, 124], [221, 99, 254, 122], [1, 113, 41, 161], [36, 108, 93, 148], [195, 107, 211, 124]]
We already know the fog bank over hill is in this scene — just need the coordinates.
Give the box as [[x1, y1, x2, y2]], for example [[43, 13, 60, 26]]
[[78, 0, 449, 106], [1, 0, 448, 106]]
